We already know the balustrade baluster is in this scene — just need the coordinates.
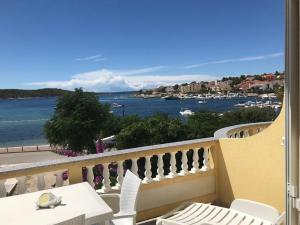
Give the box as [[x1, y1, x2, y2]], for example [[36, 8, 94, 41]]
[[16, 176, 26, 194], [168, 152, 177, 178], [155, 154, 165, 181], [179, 150, 189, 176], [201, 147, 211, 171], [37, 174, 45, 190], [101, 163, 111, 193], [131, 158, 139, 177], [244, 130, 249, 137], [86, 166, 95, 188], [143, 156, 152, 183], [115, 160, 124, 189], [55, 171, 64, 187], [0, 180, 6, 197], [191, 149, 200, 173]]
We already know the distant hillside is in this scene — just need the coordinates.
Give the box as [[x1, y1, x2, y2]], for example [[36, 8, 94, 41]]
[[0, 88, 72, 99]]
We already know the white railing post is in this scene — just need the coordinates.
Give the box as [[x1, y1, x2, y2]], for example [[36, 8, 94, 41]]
[[101, 163, 111, 193], [0, 180, 6, 197], [168, 152, 177, 178], [86, 165, 95, 188], [143, 156, 152, 184], [244, 130, 249, 137], [131, 158, 139, 177], [37, 174, 45, 190], [201, 147, 211, 171], [16, 176, 26, 194], [55, 171, 64, 187], [179, 150, 189, 176], [115, 160, 124, 189], [155, 154, 165, 181], [191, 149, 200, 173]]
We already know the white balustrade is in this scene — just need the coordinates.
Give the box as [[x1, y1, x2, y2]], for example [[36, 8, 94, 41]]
[[55, 171, 64, 187], [16, 176, 26, 194], [131, 158, 139, 177], [37, 174, 45, 190], [143, 156, 152, 183], [0, 180, 6, 197], [168, 152, 177, 178], [201, 147, 211, 171], [86, 166, 95, 188], [244, 130, 249, 137], [179, 150, 189, 176], [101, 163, 111, 193], [155, 154, 165, 181], [115, 161, 124, 189], [191, 149, 200, 173]]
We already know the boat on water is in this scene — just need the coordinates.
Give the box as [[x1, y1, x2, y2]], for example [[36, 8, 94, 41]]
[[198, 100, 207, 104], [180, 108, 194, 116], [111, 103, 122, 108], [162, 96, 180, 100]]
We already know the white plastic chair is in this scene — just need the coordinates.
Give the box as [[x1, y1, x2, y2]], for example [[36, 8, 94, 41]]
[[97, 170, 142, 225], [49, 214, 85, 225], [157, 199, 285, 225]]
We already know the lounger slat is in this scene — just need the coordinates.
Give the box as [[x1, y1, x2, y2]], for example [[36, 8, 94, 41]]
[[184, 205, 217, 224], [239, 216, 254, 225], [167, 203, 200, 220], [178, 205, 211, 223], [171, 204, 205, 222], [208, 208, 231, 223], [199, 207, 223, 223], [215, 211, 237, 224], [250, 220, 263, 225], [229, 213, 246, 225]]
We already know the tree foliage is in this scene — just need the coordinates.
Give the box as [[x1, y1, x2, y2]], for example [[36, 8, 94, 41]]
[[116, 113, 187, 149], [45, 88, 110, 153], [116, 108, 277, 149]]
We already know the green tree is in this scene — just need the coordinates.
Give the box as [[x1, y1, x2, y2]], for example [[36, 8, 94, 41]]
[[186, 111, 224, 139], [44, 88, 110, 153], [116, 113, 187, 149], [116, 122, 152, 149], [222, 108, 276, 126]]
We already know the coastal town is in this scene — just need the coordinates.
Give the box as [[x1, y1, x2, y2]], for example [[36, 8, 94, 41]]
[[135, 71, 285, 100]]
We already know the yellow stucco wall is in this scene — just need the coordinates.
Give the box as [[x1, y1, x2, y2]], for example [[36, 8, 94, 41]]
[[216, 107, 285, 212]]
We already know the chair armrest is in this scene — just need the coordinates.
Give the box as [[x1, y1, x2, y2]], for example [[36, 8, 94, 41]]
[[114, 211, 137, 219]]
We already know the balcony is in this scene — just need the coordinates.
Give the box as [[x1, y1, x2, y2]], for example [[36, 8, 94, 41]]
[[0, 109, 285, 223]]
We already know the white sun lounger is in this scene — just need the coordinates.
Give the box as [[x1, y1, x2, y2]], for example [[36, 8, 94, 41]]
[[156, 199, 285, 225]]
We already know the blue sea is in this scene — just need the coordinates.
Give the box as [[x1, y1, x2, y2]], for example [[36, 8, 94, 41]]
[[0, 93, 260, 147]]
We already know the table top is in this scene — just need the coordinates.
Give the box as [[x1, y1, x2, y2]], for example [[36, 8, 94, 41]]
[[0, 182, 113, 225]]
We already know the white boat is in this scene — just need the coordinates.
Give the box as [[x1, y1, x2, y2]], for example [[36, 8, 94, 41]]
[[180, 108, 194, 116], [111, 103, 122, 108], [198, 100, 207, 104], [234, 103, 246, 107]]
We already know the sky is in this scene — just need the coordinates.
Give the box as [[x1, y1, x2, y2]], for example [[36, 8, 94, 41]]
[[0, 0, 284, 92]]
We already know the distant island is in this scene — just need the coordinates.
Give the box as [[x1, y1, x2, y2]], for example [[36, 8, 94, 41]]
[[0, 88, 72, 99], [0, 88, 138, 99]]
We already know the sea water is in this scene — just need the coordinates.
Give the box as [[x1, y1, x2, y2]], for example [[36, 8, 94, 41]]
[[0, 93, 259, 147]]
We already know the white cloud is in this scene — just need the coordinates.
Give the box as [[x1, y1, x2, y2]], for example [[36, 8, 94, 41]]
[[26, 66, 217, 92], [76, 54, 106, 62], [184, 52, 284, 69]]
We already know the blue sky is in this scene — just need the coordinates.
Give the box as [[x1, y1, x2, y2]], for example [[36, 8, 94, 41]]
[[0, 0, 284, 91]]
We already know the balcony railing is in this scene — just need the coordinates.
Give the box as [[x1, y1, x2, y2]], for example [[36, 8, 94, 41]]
[[0, 118, 284, 222], [214, 121, 272, 138]]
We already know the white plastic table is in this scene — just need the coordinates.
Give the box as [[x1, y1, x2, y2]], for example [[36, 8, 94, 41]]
[[0, 182, 113, 225]]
